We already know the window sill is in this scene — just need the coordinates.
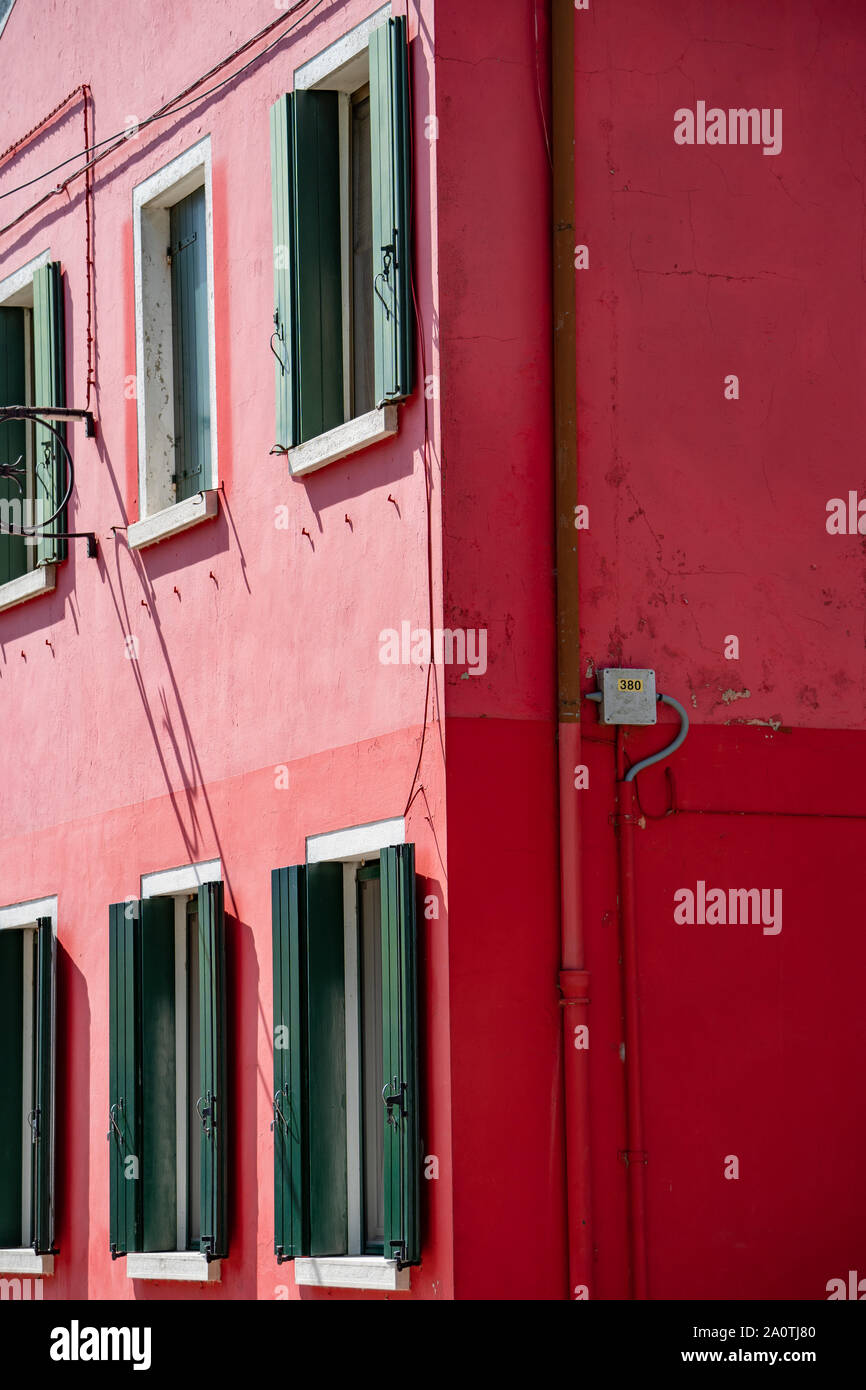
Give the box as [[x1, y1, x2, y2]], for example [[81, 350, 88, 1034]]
[[128, 490, 219, 550], [0, 1249, 54, 1276], [287, 405, 398, 477], [126, 1252, 221, 1282], [294, 1256, 410, 1291], [0, 564, 56, 613]]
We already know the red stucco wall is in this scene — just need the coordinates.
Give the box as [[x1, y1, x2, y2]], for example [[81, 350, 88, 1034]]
[[0, 0, 863, 1303], [0, 0, 463, 1302], [575, 0, 866, 1299]]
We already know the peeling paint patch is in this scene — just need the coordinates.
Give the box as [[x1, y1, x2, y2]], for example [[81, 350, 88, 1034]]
[[720, 687, 751, 704], [726, 716, 786, 731]]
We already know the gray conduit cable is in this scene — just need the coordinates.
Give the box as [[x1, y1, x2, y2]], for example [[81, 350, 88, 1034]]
[[584, 691, 690, 781]]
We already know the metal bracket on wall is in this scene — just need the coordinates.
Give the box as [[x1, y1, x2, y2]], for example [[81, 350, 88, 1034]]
[[0, 405, 96, 437], [0, 404, 99, 556]]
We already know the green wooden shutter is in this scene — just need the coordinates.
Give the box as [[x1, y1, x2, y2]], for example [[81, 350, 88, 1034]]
[[170, 186, 211, 500], [305, 861, 347, 1256], [293, 90, 344, 444], [0, 928, 24, 1247], [271, 865, 309, 1260], [270, 95, 297, 452], [139, 897, 176, 1252], [369, 17, 414, 406], [32, 262, 66, 568], [109, 901, 142, 1257], [197, 880, 227, 1258], [0, 306, 28, 584], [381, 844, 420, 1265], [32, 917, 56, 1254]]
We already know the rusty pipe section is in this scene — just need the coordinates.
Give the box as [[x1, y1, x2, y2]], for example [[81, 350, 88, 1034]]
[[551, 0, 593, 1301]]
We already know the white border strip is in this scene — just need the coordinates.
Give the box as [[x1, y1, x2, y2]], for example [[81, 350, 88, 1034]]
[[293, 4, 391, 90], [141, 859, 221, 899], [0, 566, 56, 614], [133, 136, 218, 518], [306, 818, 404, 864], [127, 489, 218, 549], [126, 1252, 220, 1283], [0, 1250, 54, 1277], [0, 896, 57, 931], [295, 1256, 409, 1291], [0, 249, 50, 307], [287, 405, 398, 477]]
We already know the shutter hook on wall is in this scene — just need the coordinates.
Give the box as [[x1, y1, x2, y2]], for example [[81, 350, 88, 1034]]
[[382, 1076, 405, 1128], [270, 310, 287, 375], [271, 1084, 289, 1133], [195, 1093, 213, 1136], [107, 1100, 123, 1143], [374, 245, 395, 321]]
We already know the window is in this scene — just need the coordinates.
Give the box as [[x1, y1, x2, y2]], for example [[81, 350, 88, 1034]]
[[108, 873, 227, 1271], [130, 139, 218, 548], [350, 86, 375, 418], [0, 911, 55, 1261], [0, 300, 32, 585], [0, 255, 67, 599], [0, 1, 15, 41], [168, 187, 210, 502], [271, 837, 419, 1280], [269, 13, 413, 471]]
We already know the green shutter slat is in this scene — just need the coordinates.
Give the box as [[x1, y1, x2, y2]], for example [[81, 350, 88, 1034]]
[[109, 901, 142, 1256], [32, 262, 66, 567], [381, 844, 420, 1265], [170, 187, 211, 500], [0, 306, 28, 584], [139, 897, 176, 1252], [198, 880, 227, 1258], [305, 861, 347, 1256], [32, 917, 56, 1254], [369, 17, 414, 406], [271, 865, 309, 1259], [0, 929, 24, 1247], [293, 90, 344, 443], [270, 95, 297, 452]]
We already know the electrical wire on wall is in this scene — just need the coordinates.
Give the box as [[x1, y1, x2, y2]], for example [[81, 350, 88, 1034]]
[[403, 0, 442, 823], [0, 0, 327, 236]]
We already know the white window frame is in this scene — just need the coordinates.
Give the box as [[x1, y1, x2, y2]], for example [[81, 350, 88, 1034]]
[[0, 251, 57, 612], [295, 816, 410, 1292], [130, 138, 219, 549], [126, 859, 222, 1283], [287, 4, 398, 477], [0, 894, 57, 1277]]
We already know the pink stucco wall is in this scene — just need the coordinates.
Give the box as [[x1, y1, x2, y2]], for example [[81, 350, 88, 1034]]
[[0, 0, 465, 1301]]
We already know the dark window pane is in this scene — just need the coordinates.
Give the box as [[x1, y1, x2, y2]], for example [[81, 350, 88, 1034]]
[[0, 928, 24, 1246], [359, 872, 384, 1250], [351, 94, 375, 416], [169, 187, 210, 501], [187, 899, 202, 1248]]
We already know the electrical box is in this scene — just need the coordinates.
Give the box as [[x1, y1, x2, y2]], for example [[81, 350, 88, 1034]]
[[597, 668, 657, 725]]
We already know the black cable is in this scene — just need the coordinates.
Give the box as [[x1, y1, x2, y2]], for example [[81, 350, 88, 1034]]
[[0, 0, 326, 203]]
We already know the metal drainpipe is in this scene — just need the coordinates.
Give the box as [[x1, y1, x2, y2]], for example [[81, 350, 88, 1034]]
[[606, 695, 689, 1299], [615, 731, 650, 1300], [551, 0, 593, 1300]]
